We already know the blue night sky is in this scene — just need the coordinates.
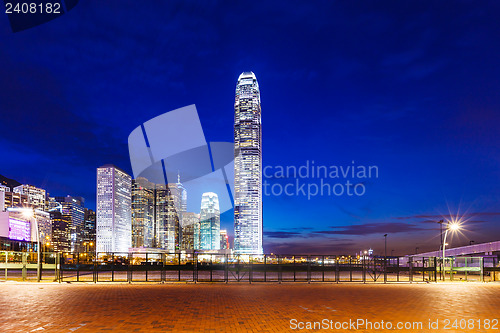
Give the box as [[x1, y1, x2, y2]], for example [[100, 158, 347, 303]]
[[1, 1, 499, 254]]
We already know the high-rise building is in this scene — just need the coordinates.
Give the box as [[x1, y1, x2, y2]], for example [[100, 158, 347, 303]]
[[96, 165, 132, 253], [2, 191, 28, 209], [34, 209, 52, 250], [220, 229, 229, 250], [180, 212, 200, 250], [50, 210, 70, 252], [155, 183, 181, 252], [234, 71, 263, 254], [13, 184, 46, 210], [55, 196, 85, 252], [131, 177, 155, 248], [177, 174, 187, 214], [200, 192, 220, 250], [83, 208, 96, 252]]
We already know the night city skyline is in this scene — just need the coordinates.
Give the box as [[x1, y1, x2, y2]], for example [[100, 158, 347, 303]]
[[1, 1, 500, 255]]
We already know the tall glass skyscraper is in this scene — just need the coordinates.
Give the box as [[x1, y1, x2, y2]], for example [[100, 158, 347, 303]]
[[96, 165, 132, 253], [54, 196, 85, 252], [155, 183, 181, 252], [131, 177, 154, 248], [234, 71, 263, 255], [200, 192, 220, 250]]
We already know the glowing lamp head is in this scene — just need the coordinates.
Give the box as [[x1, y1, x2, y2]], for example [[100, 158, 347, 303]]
[[22, 209, 34, 219], [449, 223, 460, 231]]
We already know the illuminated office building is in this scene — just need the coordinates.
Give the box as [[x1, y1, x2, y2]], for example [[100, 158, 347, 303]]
[[34, 209, 52, 250], [82, 208, 96, 251], [155, 183, 181, 252], [180, 212, 200, 250], [4, 191, 29, 209], [50, 210, 70, 252], [54, 196, 85, 252], [131, 177, 154, 248], [177, 174, 187, 213], [200, 192, 220, 250], [96, 165, 132, 253], [220, 229, 229, 250], [13, 184, 46, 210], [234, 71, 263, 254]]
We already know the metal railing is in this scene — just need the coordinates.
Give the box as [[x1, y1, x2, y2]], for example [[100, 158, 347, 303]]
[[1, 251, 498, 283]]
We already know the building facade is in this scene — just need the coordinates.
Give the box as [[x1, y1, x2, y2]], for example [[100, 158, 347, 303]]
[[82, 208, 96, 252], [220, 229, 229, 250], [96, 165, 132, 253], [200, 192, 220, 250], [50, 210, 71, 252], [131, 177, 155, 248], [180, 212, 200, 250], [54, 196, 85, 252], [155, 183, 181, 252], [13, 184, 46, 210], [234, 71, 263, 254]]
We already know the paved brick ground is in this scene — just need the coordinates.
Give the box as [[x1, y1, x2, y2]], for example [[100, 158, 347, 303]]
[[0, 282, 499, 332]]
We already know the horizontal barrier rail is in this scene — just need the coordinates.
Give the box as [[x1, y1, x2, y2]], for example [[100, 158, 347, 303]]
[[1, 251, 498, 283]]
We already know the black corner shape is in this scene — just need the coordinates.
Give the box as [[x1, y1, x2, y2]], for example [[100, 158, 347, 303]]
[[4, 0, 79, 33]]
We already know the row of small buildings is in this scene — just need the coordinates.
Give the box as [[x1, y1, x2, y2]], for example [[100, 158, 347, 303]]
[[0, 167, 228, 254], [0, 183, 95, 252]]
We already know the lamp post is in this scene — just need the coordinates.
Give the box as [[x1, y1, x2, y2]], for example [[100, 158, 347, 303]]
[[22, 208, 41, 282], [437, 219, 444, 280], [384, 234, 387, 259], [442, 222, 460, 279], [383, 234, 388, 283]]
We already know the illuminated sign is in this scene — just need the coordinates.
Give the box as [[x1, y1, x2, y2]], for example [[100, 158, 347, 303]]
[[9, 218, 31, 241]]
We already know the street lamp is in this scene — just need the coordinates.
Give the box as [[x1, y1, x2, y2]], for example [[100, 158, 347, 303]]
[[22, 208, 41, 282], [384, 234, 387, 259], [442, 222, 461, 274], [383, 234, 388, 283]]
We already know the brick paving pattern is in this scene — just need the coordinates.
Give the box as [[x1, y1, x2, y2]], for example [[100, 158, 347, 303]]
[[0, 282, 499, 332]]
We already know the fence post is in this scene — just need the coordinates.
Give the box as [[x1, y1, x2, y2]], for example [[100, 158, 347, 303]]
[[210, 255, 213, 282], [396, 257, 399, 282], [307, 256, 311, 284], [77, 252, 80, 282], [494, 257, 497, 282], [249, 255, 253, 284], [194, 252, 197, 284], [349, 257, 352, 282], [128, 253, 132, 284], [93, 253, 97, 283], [264, 255, 267, 282], [278, 255, 282, 284], [178, 253, 181, 282], [450, 258, 453, 281], [57, 252, 61, 283], [4, 251, 8, 281], [408, 257, 413, 283], [225, 254, 228, 284], [384, 257, 387, 284], [480, 257, 484, 282], [362, 257, 366, 284], [22, 252, 27, 281], [322, 256, 325, 282], [336, 259, 339, 284], [434, 257, 437, 282]]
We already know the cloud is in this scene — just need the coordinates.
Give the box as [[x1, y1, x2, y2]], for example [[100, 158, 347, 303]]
[[393, 212, 500, 220], [313, 222, 427, 236], [264, 231, 304, 239]]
